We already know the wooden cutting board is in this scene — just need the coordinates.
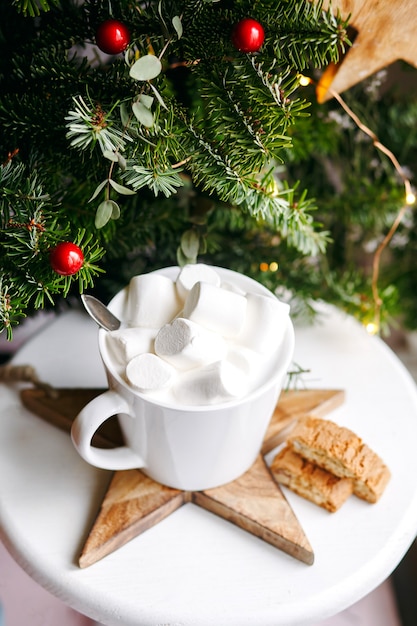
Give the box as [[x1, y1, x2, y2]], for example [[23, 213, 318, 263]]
[[20, 387, 344, 568]]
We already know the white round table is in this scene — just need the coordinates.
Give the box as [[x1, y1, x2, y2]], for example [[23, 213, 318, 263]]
[[1, 305, 417, 626]]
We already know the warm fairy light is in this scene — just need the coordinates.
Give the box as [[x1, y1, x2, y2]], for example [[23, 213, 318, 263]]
[[260, 262, 279, 272], [298, 74, 311, 87], [366, 322, 379, 335], [406, 191, 416, 205]]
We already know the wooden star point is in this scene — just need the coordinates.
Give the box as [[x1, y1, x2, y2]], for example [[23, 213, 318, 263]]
[[316, 0, 417, 101], [79, 469, 185, 568], [195, 455, 314, 565]]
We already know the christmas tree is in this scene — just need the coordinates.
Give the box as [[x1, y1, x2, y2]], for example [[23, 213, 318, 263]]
[[1, 0, 416, 340]]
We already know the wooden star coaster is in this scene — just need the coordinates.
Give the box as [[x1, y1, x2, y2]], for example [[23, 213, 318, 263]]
[[20, 387, 344, 568], [316, 0, 417, 100]]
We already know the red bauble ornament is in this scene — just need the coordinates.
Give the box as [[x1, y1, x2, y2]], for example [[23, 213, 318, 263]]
[[231, 18, 265, 53], [50, 242, 84, 276], [95, 19, 130, 55]]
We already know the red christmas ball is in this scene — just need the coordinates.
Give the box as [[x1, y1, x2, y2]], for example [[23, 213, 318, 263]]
[[95, 19, 131, 55], [231, 18, 265, 53], [50, 242, 84, 276]]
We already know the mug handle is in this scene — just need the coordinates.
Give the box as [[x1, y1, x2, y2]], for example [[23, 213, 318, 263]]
[[71, 390, 145, 470]]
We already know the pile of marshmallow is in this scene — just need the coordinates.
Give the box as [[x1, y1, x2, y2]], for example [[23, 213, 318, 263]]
[[106, 264, 290, 405]]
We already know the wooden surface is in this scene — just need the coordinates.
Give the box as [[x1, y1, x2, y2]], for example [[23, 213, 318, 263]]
[[316, 0, 417, 100], [21, 386, 344, 568]]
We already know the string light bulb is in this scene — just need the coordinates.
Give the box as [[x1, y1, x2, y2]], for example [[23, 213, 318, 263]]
[[298, 74, 312, 87], [366, 322, 379, 335], [406, 191, 416, 205]]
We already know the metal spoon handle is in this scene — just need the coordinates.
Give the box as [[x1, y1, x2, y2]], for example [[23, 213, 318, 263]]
[[81, 294, 121, 332]]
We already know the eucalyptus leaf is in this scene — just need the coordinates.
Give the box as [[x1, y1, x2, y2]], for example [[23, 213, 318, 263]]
[[176, 245, 195, 267], [172, 15, 183, 39], [95, 200, 115, 228], [88, 179, 108, 203], [120, 102, 130, 127], [158, 0, 168, 30], [180, 229, 200, 259], [132, 101, 154, 127], [140, 94, 154, 109], [117, 153, 127, 171], [103, 150, 119, 162], [109, 179, 136, 195], [149, 83, 168, 110], [111, 201, 121, 219], [129, 55, 162, 81]]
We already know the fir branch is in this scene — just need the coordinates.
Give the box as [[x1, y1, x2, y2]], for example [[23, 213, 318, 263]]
[[177, 118, 328, 255], [12, 0, 60, 17], [122, 163, 184, 197], [0, 161, 50, 226], [199, 61, 296, 174], [119, 99, 187, 197], [66, 95, 130, 155], [0, 161, 106, 336], [270, 0, 350, 69]]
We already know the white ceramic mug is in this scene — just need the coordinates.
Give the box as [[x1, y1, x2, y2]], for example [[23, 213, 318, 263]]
[[71, 267, 294, 491]]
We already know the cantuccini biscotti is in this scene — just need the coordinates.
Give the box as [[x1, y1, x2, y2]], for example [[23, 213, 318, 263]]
[[270, 445, 353, 512], [286, 416, 391, 504]]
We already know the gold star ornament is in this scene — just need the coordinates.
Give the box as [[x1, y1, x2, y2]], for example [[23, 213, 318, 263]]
[[316, 0, 417, 102]]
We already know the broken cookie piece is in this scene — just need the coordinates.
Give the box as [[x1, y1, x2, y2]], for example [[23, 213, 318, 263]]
[[271, 445, 353, 512], [286, 416, 391, 504]]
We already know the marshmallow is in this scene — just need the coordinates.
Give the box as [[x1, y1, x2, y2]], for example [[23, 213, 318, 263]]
[[226, 344, 263, 379], [238, 292, 290, 353], [127, 273, 182, 328], [220, 281, 246, 296], [126, 353, 175, 392], [106, 327, 157, 364], [183, 281, 247, 338], [176, 263, 221, 300], [154, 317, 227, 370], [111, 266, 292, 406], [173, 361, 247, 405]]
